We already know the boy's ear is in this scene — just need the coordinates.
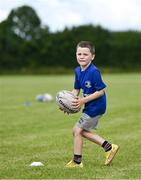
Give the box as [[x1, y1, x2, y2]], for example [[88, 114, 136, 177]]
[[92, 54, 95, 60]]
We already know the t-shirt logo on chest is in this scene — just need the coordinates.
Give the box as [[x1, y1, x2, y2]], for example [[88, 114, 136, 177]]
[[85, 81, 92, 88]]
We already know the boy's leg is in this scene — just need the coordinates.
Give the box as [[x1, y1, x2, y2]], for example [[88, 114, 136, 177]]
[[65, 127, 83, 168], [82, 130, 119, 165], [73, 127, 83, 155], [82, 130, 112, 152], [82, 130, 105, 146]]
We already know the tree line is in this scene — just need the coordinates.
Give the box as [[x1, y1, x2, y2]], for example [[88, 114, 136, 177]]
[[0, 5, 141, 74]]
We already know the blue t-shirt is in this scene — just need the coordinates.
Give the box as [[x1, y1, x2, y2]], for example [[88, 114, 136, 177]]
[[74, 63, 106, 117]]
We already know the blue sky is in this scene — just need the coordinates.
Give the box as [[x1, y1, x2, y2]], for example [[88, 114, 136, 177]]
[[0, 0, 141, 32]]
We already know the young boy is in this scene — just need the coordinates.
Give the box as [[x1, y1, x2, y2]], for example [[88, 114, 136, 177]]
[[65, 41, 119, 168]]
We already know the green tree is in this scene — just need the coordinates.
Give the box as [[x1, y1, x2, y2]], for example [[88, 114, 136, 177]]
[[110, 31, 141, 69], [0, 5, 141, 73], [7, 5, 42, 40], [0, 5, 50, 71]]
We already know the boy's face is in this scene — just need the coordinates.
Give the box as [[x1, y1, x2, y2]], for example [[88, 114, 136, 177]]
[[76, 47, 95, 69]]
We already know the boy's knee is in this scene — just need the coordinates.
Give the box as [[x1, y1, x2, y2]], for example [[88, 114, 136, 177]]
[[72, 127, 82, 137]]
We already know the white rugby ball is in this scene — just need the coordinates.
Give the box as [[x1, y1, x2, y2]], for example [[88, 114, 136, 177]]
[[56, 90, 80, 114]]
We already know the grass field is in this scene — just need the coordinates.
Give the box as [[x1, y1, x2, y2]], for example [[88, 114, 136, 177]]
[[0, 73, 141, 179]]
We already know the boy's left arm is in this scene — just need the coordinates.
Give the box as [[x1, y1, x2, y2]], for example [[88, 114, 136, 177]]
[[72, 89, 80, 96], [72, 89, 105, 109]]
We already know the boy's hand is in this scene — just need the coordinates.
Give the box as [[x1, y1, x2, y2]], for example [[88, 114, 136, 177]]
[[72, 97, 85, 109]]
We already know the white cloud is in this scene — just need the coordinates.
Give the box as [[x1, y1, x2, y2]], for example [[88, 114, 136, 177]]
[[33, 0, 84, 31], [0, 0, 141, 32], [0, 9, 8, 21]]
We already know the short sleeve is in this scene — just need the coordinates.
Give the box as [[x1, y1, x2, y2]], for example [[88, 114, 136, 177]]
[[93, 70, 106, 91], [74, 70, 81, 89]]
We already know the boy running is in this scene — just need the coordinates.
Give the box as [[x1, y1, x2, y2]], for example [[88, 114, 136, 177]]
[[65, 41, 119, 168]]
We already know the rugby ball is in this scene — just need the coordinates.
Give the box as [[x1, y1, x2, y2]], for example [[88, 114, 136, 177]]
[[56, 90, 80, 114]]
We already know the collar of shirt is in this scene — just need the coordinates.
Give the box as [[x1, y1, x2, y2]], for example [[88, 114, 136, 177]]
[[81, 62, 92, 72]]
